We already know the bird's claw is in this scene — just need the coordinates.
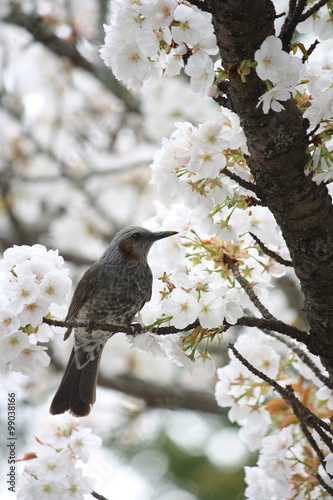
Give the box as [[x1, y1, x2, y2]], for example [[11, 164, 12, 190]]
[[131, 323, 143, 337], [87, 319, 98, 333]]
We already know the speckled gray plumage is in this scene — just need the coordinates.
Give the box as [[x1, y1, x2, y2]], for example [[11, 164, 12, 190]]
[[49, 226, 177, 417]]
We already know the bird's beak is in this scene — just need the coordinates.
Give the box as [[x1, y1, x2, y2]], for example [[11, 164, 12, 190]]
[[152, 230, 178, 240]]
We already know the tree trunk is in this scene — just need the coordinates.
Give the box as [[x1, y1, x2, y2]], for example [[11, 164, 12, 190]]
[[209, 0, 333, 372]]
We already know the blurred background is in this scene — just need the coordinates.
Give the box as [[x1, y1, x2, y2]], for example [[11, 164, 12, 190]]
[[0, 1, 302, 499]]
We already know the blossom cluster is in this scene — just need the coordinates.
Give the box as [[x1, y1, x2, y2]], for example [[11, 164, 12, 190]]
[[148, 108, 290, 329], [100, 0, 218, 94], [245, 425, 333, 500], [141, 199, 289, 375], [215, 328, 333, 499], [0, 244, 71, 375], [215, 329, 282, 450], [149, 105, 288, 257], [150, 108, 248, 201], [18, 421, 101, 500]]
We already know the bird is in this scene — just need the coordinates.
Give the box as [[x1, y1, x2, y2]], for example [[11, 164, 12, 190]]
[[49, 226, 177, 417]]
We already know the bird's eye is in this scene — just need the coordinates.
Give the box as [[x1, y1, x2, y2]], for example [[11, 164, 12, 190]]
[[132, 232, 141, 240]]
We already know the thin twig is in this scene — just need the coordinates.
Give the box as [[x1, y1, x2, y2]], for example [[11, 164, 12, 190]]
[[293, 394, 333, 455], [92, 492, 109, 500], [2, 100, 120, 230], [230, 343, 333, 467], [316, 471, 333, 496], [298, 420, 333, 491], [249, 232, 293, 267], [275, 11, 287, 19], [303, 39, 319, 62], [265, 330, 333, 390], [299, 0, 331, 22], [311, 419, 333, 454], [307, 123, 321, 140], [224, 255, 275, 320], [299, 419, 326, 467], [221, 167, 262, 197], [230, 343, 333, 443]]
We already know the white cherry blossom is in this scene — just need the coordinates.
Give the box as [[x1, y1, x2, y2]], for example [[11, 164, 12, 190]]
[[184, 54, 215, 95], [18, 422, 100, 500], [256, 83, 291, 113], [0, 331, 30, 363], [68, 427, 102, 463], [254, 35, 290, 83], [10, 344, 49, 375], [198, 292, 225, 328], [161, 288, 199, 329]]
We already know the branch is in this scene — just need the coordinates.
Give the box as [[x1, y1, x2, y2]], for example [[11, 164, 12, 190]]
[[288, 0, 297, 15], [230, 344, 333, 438], [249, 232, 293, 267], [44, 314, 311, 351], [235, 316, 309, 344], [299, 0, 331, 22], [316, 471, 333, 496], [50, 252, 94, 267], [3, 6, 139, 112], [264, 330, 333, 390], [280, 0, 307, 51], [303, 39, 319, 62], [43, 316, 200, 336], [224, 254, 275, 320], [92, 492, 109, 500], [230, 344, 333, 456], [19, 148, 157, 181], [298, 420, 333, 491], [221, 167, 262, 198]]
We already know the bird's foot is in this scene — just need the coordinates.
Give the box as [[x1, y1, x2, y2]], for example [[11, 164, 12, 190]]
[[87, 319, 98, 333], [130, 323, 143, 337]]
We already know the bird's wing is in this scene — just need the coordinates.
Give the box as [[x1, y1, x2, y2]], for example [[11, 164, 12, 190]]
[[64, 263, 99, 341], [66, 263, 99, 320]]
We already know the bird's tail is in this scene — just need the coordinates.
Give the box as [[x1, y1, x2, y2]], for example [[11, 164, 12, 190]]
[[49, 347, 102, 417]]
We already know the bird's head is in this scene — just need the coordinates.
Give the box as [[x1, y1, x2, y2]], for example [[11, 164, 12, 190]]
[[104, 226, 178, 262]]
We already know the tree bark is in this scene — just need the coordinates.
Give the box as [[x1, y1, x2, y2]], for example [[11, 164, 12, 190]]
[[208, 0, 333, 372]]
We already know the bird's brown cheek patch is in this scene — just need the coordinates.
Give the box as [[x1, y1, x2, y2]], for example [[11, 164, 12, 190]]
[[118, 238, 139, 261]]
